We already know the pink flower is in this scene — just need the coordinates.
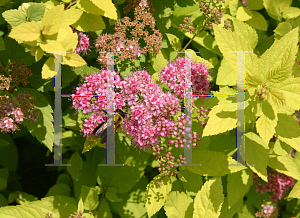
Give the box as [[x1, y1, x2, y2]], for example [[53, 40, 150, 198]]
[[74, 32, 90, 55]]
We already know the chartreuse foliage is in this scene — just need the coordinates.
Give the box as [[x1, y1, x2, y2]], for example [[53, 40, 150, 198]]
[[1, 0, 300, 218]]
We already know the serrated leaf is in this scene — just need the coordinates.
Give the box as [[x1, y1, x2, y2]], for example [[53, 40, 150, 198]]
[[275, 113, 300, 152], [145, 176, 172, 218], [41, 5, 64, 35], [67, 151, 83, 181], [26, 3, 46, 22], [42, 56, 55, 79], [56, 26, 78, 52], [245, 11, 268, 31], [73, 12, 106, 32], [216, 58, 236, 86], [262, 28, 298, 83], [9, 22, 40, 42], [270, 77, 300, 110], [231, 17, 258, 50], [19, 88, 53, 151], [62, 53, 87, 67], [106, 187, 123, 202], [164, 191, 193, 218], [256, 101, 277, 146], [227, 169, 252, 207], [236, 6, 253, 21], [193, 177, 224, 218], [245, 132, 268, 182], [80, 185, 100, 210], [2, 9, 27, 27], [268, 155, 300, 180], [267, 87, 286, 107], [283, 7, 300, 19], [0, 204, 45, 217], [288, 181, 300, 199]]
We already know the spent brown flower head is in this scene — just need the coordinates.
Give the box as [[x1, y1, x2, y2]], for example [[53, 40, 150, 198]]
[[95, 0, 162, 67]]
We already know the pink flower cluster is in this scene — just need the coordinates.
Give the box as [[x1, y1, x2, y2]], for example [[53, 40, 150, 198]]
[[253, 166, 294, 203], [71, 70, 181, 149], [160, 57, 211, 99], [71, 70, 125, 137], [255, 204, 278, 218], [122, 70, 181, 149], [71, 27, 90, 55]]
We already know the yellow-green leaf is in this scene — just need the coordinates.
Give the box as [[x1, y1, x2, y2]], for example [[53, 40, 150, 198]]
[[41, 5, 64, 35], [288, 181, 300, 199], [57, 26, 78, 52], [61, 8, 83, 26], [145, 176, 172, 218], [73, 12, 106, 32], [2, 9, 27, 27], [282, 7, 300, 19], [245, 132, 268, 182], [151, 49, 168, 72], [35, 47, 44, 62], [274, 22, 292, 36], [236, 6, 253, 21], [42, 56, 55, 79], [246, 0, 263, 10], [245, 11, 268, 31], [268, 155, 300, 180], [193, 177, 224, 218], [164, 191, 193, 218], [165, 33, 181, 51], [62, 53, 87, 67], [9, 22, 40, 42], [90, 0, 118, 20], [39, 40, 66, 53]]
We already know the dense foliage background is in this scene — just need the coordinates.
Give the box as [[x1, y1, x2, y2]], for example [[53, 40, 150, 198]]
[[0, 0, 300, 217]]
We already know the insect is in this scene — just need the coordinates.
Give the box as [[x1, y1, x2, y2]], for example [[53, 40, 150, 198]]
[[93, 109, 126, 144]]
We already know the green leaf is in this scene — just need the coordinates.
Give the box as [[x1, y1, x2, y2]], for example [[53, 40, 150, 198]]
[[97, 197, 112, 218], [0, 37, 4, 50], [245, 11, 268, 31], [193, 177, 224, 218], [0, 36, 34, 66], [268, 155, 300, 180], [2, 9, 27, 27], [256, 100, 277, 146], [97, 165, 144, 194], [67, 151, 83, 181], [236, 6, 253, 21], [219, 197, 244, 218], [274, 22, 293, 36], [216, 58, 236, 86], [164, 191, 193, 218], [288, 181, 300, 199], [282, 7, 300, 19], [73, 12, 106, 32], [0, 194, 7, 207], [105, 187, 123, 202], [21, 88, 54, 152], [231, 17, 258, 50], [229, 0, 239, 16], [227, 169, 253, 207], [245, 132, 268, 182], [275, 113, 300, 152], [263, 0, 281, 20], [0, 143, 18, 171], [246, 0, 263, 10], [46, 183, 71, 197], [26, 3, 46, 22], [0, 204, 45, 217], [145, 176, 172, 218], [8, 22, 40, 42], [165, 33, 181, 51], [80, 185, 101, 210], [177, 167, 202, 197]]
